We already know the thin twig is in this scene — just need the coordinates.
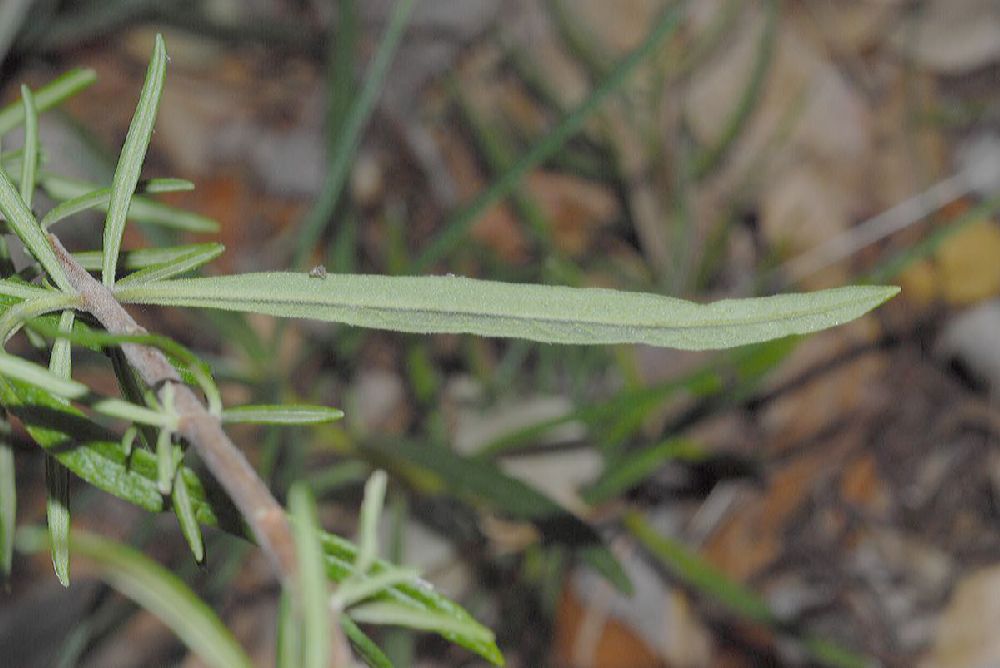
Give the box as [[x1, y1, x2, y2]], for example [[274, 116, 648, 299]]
[[48, 233, 349, 665]]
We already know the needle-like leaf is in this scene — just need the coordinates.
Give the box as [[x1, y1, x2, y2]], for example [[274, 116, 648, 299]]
[[0, 422, 14, 578], [116, 243, 225, 285], [41, 178, 193, 229], [289, 483, 331, 668], [172, 471, 204, 563], [0, 370, 502, 665], [18, 86, 38, 207], [0, 166, 72, 291], [0, 69, 97, 137], [71, 243, 225, 273], [116, 274, 900, 350], [46, 309, 75, 586], [221, 404, 344, 425], [41, 173, 218, 233], [102, 34, 167, 287]]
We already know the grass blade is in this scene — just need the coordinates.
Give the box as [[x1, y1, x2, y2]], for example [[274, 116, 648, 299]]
[[583, 438, 702, 505], [221, 404, 344, 425], [690, 0, 777, 179], [625, 511, 772, 623], [102, 33, 167, 287], [364, 437, 632, 593], [289, 483, 332, 668], [293, 0, 414, 268], [116, 273, 899, 350], [16, 527, 253, 668], [0, 69, 98, 137], [625, 512, 871, 668], [412, 2, 686, 270]]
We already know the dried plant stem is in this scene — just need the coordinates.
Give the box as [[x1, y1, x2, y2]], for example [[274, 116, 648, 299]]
[[49, 234, 349, 665]]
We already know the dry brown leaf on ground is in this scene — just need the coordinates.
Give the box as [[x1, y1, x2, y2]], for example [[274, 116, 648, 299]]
[[923, 563, 1000, 668], [893, 0, 1000, 74]]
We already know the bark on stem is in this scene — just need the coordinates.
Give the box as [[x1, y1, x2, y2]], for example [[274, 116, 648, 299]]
[[50, 234, 351, 666], [49, 233, 301, 567]]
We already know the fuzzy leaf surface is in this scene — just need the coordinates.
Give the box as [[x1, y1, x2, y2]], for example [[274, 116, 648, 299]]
[[116, 274, 900, 350]]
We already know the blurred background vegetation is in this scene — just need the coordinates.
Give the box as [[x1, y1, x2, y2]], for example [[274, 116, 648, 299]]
[[4, 1, 1000, 666]]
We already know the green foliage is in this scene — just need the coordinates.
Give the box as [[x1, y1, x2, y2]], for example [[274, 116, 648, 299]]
[[115, 273, 896, 349], [0, 21, 898, 668], [16, 527, 254, 668]]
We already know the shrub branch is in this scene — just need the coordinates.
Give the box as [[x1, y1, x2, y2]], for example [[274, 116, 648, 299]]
[[50, 233, 350, 665]]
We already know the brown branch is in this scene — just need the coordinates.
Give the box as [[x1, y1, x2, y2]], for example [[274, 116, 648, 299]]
[[49, 234, 349, 666]]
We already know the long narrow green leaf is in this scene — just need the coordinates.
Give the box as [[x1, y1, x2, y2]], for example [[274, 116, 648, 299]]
[[46, 309, 75, 586], [626, 511, 773, 622], [116, 274, 899, 350], [341, 616, 394, 668], [0, 166, 72, 291], [0, 423, 14, 577], [221, 404, 344, 425], [276, 591, 301, 668], [72, 243, 224, 273], [336, 566, 421, 610], [0, 376, 204, 516], [102, 34, 167, 287], [584, 438, 703, 505], [16, 527, 253, 668], [0, 351, 177, 427], [116, 243, 225, 285], [0, 292, 80, 342], [0, 351, 89, 398], [354, 471, 387, 575], [363, 437, 631, 594], [172, 470, 205, 562], [41, 173, 218, 232], [0, 69, 98, 136], [0, 374, 502, 666], [25, 317, 221, 415], [0, 279, 52, 300], [625, 512, 871, 668], [690, 0, 776, 179], [41, 178, 194, 229], [350, 601, 497, 643], [289, 483, 331, 668], [45, 455, 70, 585], [413, 2, 686, 270], [19, 85, 38, 206]]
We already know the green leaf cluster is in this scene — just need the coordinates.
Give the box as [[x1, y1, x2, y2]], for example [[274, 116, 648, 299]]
[[0, 17, 898, 668]]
